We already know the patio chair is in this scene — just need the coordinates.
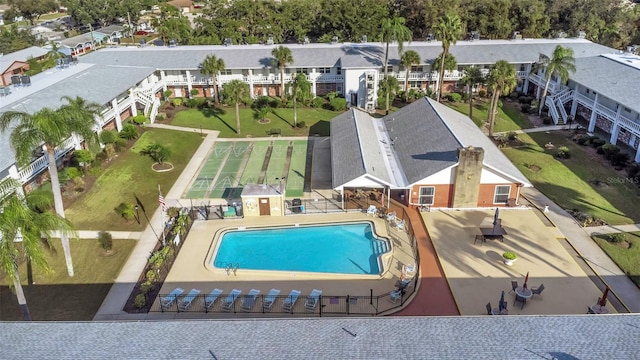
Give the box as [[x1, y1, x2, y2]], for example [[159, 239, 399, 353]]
[[241, 289, 261, 312], [221, 289, 242, 312], [160, 287, 184, 310], [509, 280, 518, 294], [282, 289, 301, 312], [178, 288, 201, 311], [366, 205, 377, 216], [402, 264, 416, 279], [389, 289, 403, 304], [531, 284, 545, 299], [305, 289, 323, 312], [263, 288, 281, 312], [396, 220, 406, 231], [202, 288, 223, 311], [386, 211, 397, 223], [486, 302, 493, 315]]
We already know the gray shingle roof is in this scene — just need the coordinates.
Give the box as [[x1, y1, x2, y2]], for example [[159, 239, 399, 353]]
[[331, 109, 366, 186], [0, 46, 48, 73], [95, 25, 124, 35], [0, 315, 638, 359], [60, 33, 93, 48], [571, 55, 640, 114], [384, 99, 460, 185]]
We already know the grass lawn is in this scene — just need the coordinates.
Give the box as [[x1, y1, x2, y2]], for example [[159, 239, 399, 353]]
[[447, 99, 533, 132], [65, 128, 202, 231], [170, 106, 340, 137], [0, 238, 136, 321], [502, 132, 640, 225], [37, 12, 67, 21], [592, 232, 640, 288]]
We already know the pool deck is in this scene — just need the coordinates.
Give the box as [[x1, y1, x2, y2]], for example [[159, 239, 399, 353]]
[[153, 212, 415, 317]]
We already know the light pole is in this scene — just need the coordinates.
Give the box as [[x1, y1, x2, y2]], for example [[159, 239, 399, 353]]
[[134, 204, 140, 224]]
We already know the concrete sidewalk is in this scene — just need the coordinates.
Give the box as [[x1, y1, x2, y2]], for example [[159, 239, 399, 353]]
[[583, 224, 640, 236], [495, 125, 568, 135], [93, 129, 219, 320], [522, 187, 640, 313], [53, 230, 142, 239]]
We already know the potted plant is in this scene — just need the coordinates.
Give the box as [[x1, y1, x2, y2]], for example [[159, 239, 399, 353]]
[[502, 251, 518, 266]]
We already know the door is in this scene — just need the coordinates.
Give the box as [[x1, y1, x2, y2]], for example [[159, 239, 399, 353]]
[[351, 93, 358, 108], [259, 198, 270, 216]]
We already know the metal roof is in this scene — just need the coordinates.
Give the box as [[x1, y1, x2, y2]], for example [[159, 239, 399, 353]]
[[570, 55, 640, 114], [0, 315, 638, 359]]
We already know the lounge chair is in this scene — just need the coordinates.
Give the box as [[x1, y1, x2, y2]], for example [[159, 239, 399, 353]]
[[402, 264, 416, 279], [221, 289, 242, 312], [263, 288, 281, 312], [160, 287, 184, 310], [305, 289, 323, 312], [282, 289, 301, 312], [241, 289, 261, 312], [386, 211, 397, 223], [178, 288, 201, 311], [202, 288, 223, 311], [396, 220, 406, 231], [366, 205, 377, 216], [389, 289, 403, 303]]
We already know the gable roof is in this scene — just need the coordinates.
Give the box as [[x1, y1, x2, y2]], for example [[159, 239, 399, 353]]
[[94, 25, 124, 35], [0, 46, 48, 73]]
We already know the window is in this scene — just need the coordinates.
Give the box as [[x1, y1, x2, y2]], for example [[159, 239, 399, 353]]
[[386, 66, 394, 73], [337, 67, 342, 75], [520, 64, 526, 71], [221, 69, 232, 75], [494, 185, 511, 204], [411, 65, 421, 72], [300, 68, 309, 75], [418, 186, 435, 205], [318, 67, 330, 74]]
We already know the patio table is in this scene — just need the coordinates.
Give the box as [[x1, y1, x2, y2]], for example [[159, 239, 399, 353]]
[[514, 287, 532, 310]]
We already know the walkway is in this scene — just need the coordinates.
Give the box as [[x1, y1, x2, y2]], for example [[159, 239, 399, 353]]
[[494, 124, 568, 135], [93, 126, 220, 320], [522, 187, 640, 312], [53, 230, 142, 240]]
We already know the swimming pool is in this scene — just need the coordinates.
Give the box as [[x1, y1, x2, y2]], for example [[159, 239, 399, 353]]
[[212, 222, 389, 275]]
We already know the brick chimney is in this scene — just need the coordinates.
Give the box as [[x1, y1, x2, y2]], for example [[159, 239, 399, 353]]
[[451, 146, 484, 208]]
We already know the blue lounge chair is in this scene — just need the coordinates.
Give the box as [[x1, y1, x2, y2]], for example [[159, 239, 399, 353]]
[[263, 288, 281, 312], [241, 289, 261, 312], [202, 288, 223, 311], [305, 289, 323, 312], [160, 287, 184, 310], [222, 289, 242, 312], [178, 288, 201, 311], [282, 289, 301, 312]]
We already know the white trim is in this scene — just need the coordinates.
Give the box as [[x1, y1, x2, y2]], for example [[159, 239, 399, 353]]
[[493, 185, 511, 204], [417, 186, 435, 206]]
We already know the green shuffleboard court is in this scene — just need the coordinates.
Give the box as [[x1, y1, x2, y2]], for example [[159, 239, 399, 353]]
[[285, 140, 308, 197]]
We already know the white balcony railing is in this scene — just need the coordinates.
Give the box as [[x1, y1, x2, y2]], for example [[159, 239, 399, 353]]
[[575, 92, 593, 106], [618, 115, 640, 137], [596, 104, 617, 121]]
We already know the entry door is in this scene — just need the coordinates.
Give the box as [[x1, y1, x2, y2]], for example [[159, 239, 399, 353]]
[[259, 198, 270, 216], [351, 93, 358, 108]]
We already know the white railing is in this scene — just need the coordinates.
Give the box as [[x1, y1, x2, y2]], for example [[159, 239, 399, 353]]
[[557, 98, 568, 123], [149, 98, 160, 123], [618, 115, 640, 137], [442, 70, 464, 80], [18, 137, 76, 183], [556, 89, 574, 105], [545, 97, 559, 124], [575, 92, 592, 107], [314, 74, 344, 83], [99, 108, 116, 126], [117, 96, 130, 106], [516, 71, 528, 78], [528, 73, 544, 86], [596, 104, 616, 121]]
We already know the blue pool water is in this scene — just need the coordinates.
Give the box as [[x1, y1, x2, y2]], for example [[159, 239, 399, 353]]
[[212, 222, 389, 275]]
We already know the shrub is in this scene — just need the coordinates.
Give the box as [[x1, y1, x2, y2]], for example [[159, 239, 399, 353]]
[[556, 146, 571, 159], [269, 98, 282, 108], [325, 91, 339, 101], [163, 90, 172, 99], [98, 231, 113, 251], [73, 150, 94, 170], [190, 89, 199, 97], [185, 98, 206, 108], [99, 130, 117, 144], [600, 144, 620, 159], [507, 132, 518, 141], [542, 116, 553, 125], [140, 143, 171, 164], [114, 137, 127, 152], [72, 177, 85, 192], [577, 137, 589, 146], [311, 97, 324, 108], [115, 202, 136, 221], [140, 281, 155, 294], [88, 165, 103, 177], [478, 90, 486, 97], [329, 97, 347, 111], [297, 121, 306, 128], [66, 167, 82, 179], [131, 115, 147, 125], [94, 151, 108, 164], [509, 91, 519, 99], [608, 233, 626, 243], [460, 92, 470, 102], [591, 138, 606, 148], [375, 96, 386, 110], [172, 98, 183, 107], [447, 92, 462, 102], [626, 164, 640, 180], [104, 144, 116, 160], [596, 145, 605, 155], [134, 293, 146, 309], [502, 251, 517, 260], [120, 124, 139, 140], [252, 96, 271, 109], [611, 152, 630, 167], [145, 269, 158, 282], [521, 104, 531, 113], [155, 115, 165, 122]]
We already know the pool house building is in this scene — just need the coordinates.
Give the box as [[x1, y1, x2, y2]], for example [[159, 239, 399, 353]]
[[2, 37, 640, 196]]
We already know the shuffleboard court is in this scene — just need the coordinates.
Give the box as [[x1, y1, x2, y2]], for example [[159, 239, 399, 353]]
[[285, 140, 308, 197], [264, 140, 289, 185], [238, 141, 270, 186], [209, 142, 251, 199], [186, 143, 233, 198]]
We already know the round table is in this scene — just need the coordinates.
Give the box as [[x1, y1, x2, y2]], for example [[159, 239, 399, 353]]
[[514, 287, 532, 309]]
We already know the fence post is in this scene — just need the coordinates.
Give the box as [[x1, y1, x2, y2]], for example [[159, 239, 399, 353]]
[[319, 295, 323, 317], [370, 289, 373, 305], [346, 295, 350, 315]]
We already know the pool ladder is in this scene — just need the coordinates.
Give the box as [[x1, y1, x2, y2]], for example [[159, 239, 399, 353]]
[[225, 263, 239, 276]]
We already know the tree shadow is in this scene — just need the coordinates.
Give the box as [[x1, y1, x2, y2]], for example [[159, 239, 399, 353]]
[[269, 110, 293, 127], [201, 107, 236, 134], [309, 120, 330, 136]]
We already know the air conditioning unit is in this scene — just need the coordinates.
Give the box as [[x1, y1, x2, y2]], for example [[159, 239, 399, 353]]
[[361, 35, 367, 43], [303, 36, 310, 45], [512, 31, 522, 40], [331, 36, 338, 44], [266, 37, 274, 45]]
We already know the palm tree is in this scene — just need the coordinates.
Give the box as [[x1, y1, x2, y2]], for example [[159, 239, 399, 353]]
[[378, 76, 400, 110], [381, 16, 412, 111], [533, 45, 576, 116], [200, 54, 226, 105], [434, 13, 463, 102], [400, 50, 421, 99], [0, 97, 100, 277], [221, 79, 250, 135], [487, 60, 517, 137], [46, 41, 66, 61], [460, 66, 485, 121], [290, 73, 311, 127], [0, 179, 74, 320], [432, 52, 457, 97], [271, 46, 294, 99]]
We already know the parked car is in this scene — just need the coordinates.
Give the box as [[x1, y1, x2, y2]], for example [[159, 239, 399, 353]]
[[135, 30, 149, 36]]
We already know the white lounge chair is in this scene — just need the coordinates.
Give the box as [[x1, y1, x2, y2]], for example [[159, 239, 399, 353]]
[[282, 289, 301, 312], [241, 289, 261, 312], [389, 289, 403, 303], [178, 288, 201, 311], [366, 205, 377, 216], [402, 264, 416, 279], [160, 287, 184, 310], [386, 211, 397, 223], [304, 289, 323, 312], [396, 219, 406, 231], [221, 289, 242, 312], [263, 288, 281, 312], [202, 288, 223, 311]]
